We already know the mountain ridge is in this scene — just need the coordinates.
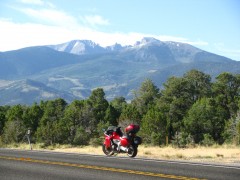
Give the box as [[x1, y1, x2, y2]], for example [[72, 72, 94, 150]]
[[0, 37, 239, 105], [47, 37, 235, 64]]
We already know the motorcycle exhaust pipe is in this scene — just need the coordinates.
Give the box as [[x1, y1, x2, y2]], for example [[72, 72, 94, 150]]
[[120, 146, 128, 152]]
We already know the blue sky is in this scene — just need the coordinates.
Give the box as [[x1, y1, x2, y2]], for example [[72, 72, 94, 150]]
[[0, 0, 240, 60]]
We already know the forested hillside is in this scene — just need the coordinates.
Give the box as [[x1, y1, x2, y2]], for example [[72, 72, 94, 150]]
[[0, 70, 239, 146]]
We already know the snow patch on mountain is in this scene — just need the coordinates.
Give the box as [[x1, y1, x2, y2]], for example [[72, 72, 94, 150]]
[[0, 80, 14, 88], [148, 70, 157, 73], [101, 84, 118, 91], [106, 43, 124, 51], [41, 91, 56, 98], [73, 41, 79, 48], [21, 84, 39, 92], [134, 37, 164, 48], [49, 76, 84, 87], [48, 40, 105, 55]]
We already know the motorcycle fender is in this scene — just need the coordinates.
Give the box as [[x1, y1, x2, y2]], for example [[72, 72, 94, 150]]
[[104, 136, 112, 148], [120, 137, 130, 147]]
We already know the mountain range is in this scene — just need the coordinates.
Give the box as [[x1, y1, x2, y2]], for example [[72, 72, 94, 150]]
[[0, 37, 239, 105]]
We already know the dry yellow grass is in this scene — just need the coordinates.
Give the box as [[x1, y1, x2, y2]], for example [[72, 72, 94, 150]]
[[5, 143, 240, 164], [138, 145, 240, 164]]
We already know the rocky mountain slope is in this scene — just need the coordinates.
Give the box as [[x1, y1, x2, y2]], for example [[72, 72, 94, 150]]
[[0, 37, 239, 105]]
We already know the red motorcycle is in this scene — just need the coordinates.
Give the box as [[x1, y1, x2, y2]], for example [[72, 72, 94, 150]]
[[102, 124, 142, 158]]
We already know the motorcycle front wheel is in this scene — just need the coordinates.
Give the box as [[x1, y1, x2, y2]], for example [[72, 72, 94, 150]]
[[102, 144, 114, 156], [127, 145, 137, 158]]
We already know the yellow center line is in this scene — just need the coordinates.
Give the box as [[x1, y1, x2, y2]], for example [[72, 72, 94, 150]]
[[0, 156, 206, 180]]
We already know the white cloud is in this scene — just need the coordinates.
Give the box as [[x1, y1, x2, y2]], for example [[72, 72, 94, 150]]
[[81, 15, 109, 26], [14, 6, 109, 29], [16, 8, 79, 28], [19, 0, 44, 5], [184, 40, 208, 46], [0, 3, 209, 52], [0, 19, 77, 51], [19, 0, 54, 7], [0, 18, 211, 52], [5, 4, 208, 50]]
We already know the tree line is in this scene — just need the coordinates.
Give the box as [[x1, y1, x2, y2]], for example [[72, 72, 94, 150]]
[[0, 70, 239, 147]]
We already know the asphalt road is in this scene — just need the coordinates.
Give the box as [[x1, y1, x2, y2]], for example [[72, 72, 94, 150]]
[[0, 148, 239, 180]]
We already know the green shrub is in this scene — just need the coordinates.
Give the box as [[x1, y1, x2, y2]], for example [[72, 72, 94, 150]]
[[202, 134, 215, 146], [73, 126, 90, 145], [89, 137, 103, 147], [0, 136, 4, 147]]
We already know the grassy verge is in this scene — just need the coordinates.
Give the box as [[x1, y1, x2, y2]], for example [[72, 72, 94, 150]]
[[2, 143, 240, 164], [139, 145, 240, 164]]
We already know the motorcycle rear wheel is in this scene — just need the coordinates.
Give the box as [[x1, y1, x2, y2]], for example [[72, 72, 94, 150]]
[[102, 144, 114, 156], [127, 145, 137, 158]]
